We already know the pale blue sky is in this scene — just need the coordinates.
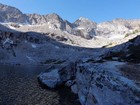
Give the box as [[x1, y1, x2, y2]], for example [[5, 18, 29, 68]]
[[0, 0, 140, 23]]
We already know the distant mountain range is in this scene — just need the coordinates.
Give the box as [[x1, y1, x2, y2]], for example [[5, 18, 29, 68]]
[[1, 3, 140, 40]]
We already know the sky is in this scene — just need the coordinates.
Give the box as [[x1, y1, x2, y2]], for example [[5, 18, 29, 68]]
[[0, 0, 140, 23]]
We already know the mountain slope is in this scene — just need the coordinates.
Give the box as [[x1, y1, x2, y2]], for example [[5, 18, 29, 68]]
[[1, 3, 140, 42], [0, 3, 28, 23]]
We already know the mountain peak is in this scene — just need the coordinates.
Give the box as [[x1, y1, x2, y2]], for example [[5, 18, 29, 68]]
[[46, 13, 63, 21], [74, 17, 96, 28], [0, 3, 23, 14], [76, 17, 95, 23], [0, 3, 27, 23], [78, 17, 90, 21]]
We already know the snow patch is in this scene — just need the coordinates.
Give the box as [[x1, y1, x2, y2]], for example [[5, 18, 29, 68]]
[[109, 34, 125, 40], [8, 25, 16, 29], [55, 46, 59, 49], [26, 56, 35, 62], [3, 38, 13, 45], [24, 40, 27, 43], [76, 27, 85, 30], [31, 44, 37, 48]]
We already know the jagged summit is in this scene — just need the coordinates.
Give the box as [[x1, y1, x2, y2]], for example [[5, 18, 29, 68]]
[[74, 17, 96, 26], [1, 3, 140, 42], [0, 3, 27, 23], [26, 13, 64, 25], [0, 3, 67, 25], [77, 17, 93, 22]]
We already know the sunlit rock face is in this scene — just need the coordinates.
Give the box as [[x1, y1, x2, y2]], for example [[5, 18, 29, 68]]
[[0, 3, 28, 23], [73, 17, 97, 39], [1, 3, 140, 48]]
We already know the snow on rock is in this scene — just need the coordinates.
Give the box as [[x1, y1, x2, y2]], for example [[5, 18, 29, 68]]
[[31, 44, 37, 48], [109, 34, 125, 40], [3, 38, 13, 45], [76, 27, 85, 30], [8, 25, 16, 29], [26, 56, 35, 62]]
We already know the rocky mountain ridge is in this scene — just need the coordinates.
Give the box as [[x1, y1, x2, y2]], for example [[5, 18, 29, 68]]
[[1, 3, 140, 40]]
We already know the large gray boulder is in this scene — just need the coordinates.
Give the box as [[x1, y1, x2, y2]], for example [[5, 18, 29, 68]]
[[74, 61, 140, 105], [39, 68, 61, 88], [38, 63, 76, 88]]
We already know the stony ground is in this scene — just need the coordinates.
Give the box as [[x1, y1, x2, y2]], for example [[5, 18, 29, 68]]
[[0, 64, 80, 105]]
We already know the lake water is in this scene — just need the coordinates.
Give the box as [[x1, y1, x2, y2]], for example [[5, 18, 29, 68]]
[[0, 64, 80, 105]]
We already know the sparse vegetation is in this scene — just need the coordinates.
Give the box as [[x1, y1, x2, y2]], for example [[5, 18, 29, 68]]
[[102, 43, 113, 48], [125, 29, 140, 37]]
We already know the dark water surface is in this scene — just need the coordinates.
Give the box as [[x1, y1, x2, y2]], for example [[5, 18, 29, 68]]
[[0, 64, 80, 105]]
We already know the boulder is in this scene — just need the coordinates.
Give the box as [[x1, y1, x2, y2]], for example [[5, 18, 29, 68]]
[[38, 63, 76, 88], [38, 68, 61, 88], [38, 61, 140, 105], [75, 61, 140, 105]]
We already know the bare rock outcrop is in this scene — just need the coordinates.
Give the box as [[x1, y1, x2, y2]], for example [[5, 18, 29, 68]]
[[0, 3, 28, 23]]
